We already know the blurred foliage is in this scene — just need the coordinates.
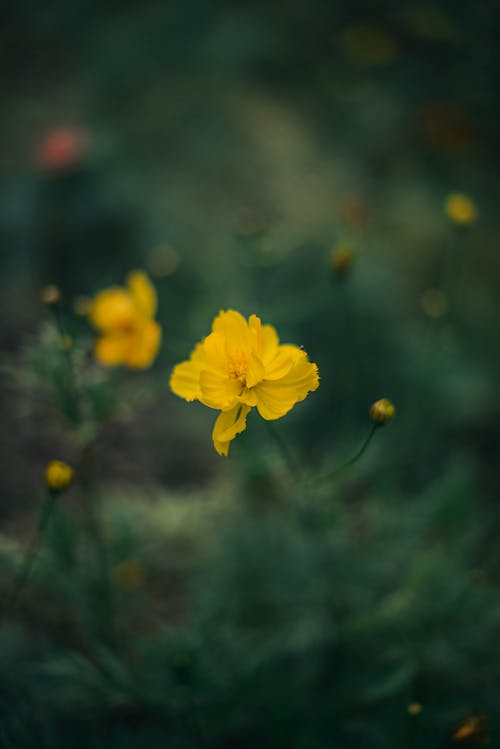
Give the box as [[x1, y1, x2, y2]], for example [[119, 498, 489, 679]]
[[1, 0, 499, 746]]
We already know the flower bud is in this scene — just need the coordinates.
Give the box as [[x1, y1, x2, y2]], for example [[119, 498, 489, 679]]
[[408, 703, 423, 716], [370, 398, 395, 425], [41, 285, 61, 306], [330, 245, 354, 279], [44, 460, 74, 492]]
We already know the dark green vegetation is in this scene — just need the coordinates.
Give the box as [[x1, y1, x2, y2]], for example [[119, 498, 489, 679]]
[[1, 1, 499, 746]]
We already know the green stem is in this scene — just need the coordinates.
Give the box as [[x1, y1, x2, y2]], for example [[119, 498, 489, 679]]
[[80, 440, 115, 643], [264, 421, 302, 482], [311, 424, 378, 486], [10, 490, 58, 606], [49, 303, 82, 425]]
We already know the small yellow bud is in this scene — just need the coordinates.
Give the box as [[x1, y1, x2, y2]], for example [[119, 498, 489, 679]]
[[408, 702, 423, 716], [370, 398, 395, 425], [330, 245, 354, 278], [112, 559, 145, 590], [41, 284, 61, 306], [445, 192, 477, 225], [44, 460, 74, 492]]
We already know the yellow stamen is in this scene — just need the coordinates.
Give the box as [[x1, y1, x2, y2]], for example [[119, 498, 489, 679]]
[[228, 352, 248, 383]]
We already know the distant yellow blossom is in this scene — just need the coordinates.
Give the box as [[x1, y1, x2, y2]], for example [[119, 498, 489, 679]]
[[89, 271, 161, 369], [170, 310, 319, 456], [408, 702, 423, 716], [44, 460, 74, 492], [112, 559, 145, 590], [445, 192, 477, 225]]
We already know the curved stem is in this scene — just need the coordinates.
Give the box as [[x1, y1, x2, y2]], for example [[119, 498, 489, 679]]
[[264, 421, 302, 482], [311, 424, 378, 486], [9, 491, 58, 606]]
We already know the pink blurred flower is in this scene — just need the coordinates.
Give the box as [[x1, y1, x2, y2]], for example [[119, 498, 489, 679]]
[[35, 126, 90, 172]]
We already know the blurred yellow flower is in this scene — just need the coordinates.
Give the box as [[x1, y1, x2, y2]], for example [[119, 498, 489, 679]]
[[408, 702, 423, 715], [89, 271, 161, 369], [44, 460, 74, 492], [445, 192, 477, 225], [452, 714, 488, 742], [170, 310, 319, 456]]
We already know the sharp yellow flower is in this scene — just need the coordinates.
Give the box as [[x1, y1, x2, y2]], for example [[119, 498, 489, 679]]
[[170, 310, 319, 456], [89, 271, 161, 369]]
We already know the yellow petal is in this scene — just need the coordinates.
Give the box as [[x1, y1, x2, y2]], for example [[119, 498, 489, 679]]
[[212, 405, 251, 456], [261, 324, 280, 364], [199, 332, 228, 373], [248, 314, 263, 354], [239, 388, 258, 407], [264, 344, 303, 380], [254, 356, 319, 420], [248, 315, 280, 365], [170, 358, 203, 401], [212, 309, 251, 352], [127, 270, 157, 318], [94, 333, 129, 366], [199, 369, 241, 410], [245, 350, 265, 388], [125, 320, 161, 369], [89, 289, 136, 332]]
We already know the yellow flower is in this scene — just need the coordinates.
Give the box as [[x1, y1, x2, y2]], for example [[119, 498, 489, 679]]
[[445, 192, 477, 225], [44, 460, 74, 492], [89, 271, 161, 369], [170, 310, 319, 456]]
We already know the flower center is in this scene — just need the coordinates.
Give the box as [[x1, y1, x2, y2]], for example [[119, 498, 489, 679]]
[[228, 351, 248, 383]]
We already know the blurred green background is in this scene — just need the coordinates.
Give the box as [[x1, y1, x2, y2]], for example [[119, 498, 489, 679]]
[[0, 1, 499, 746]]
